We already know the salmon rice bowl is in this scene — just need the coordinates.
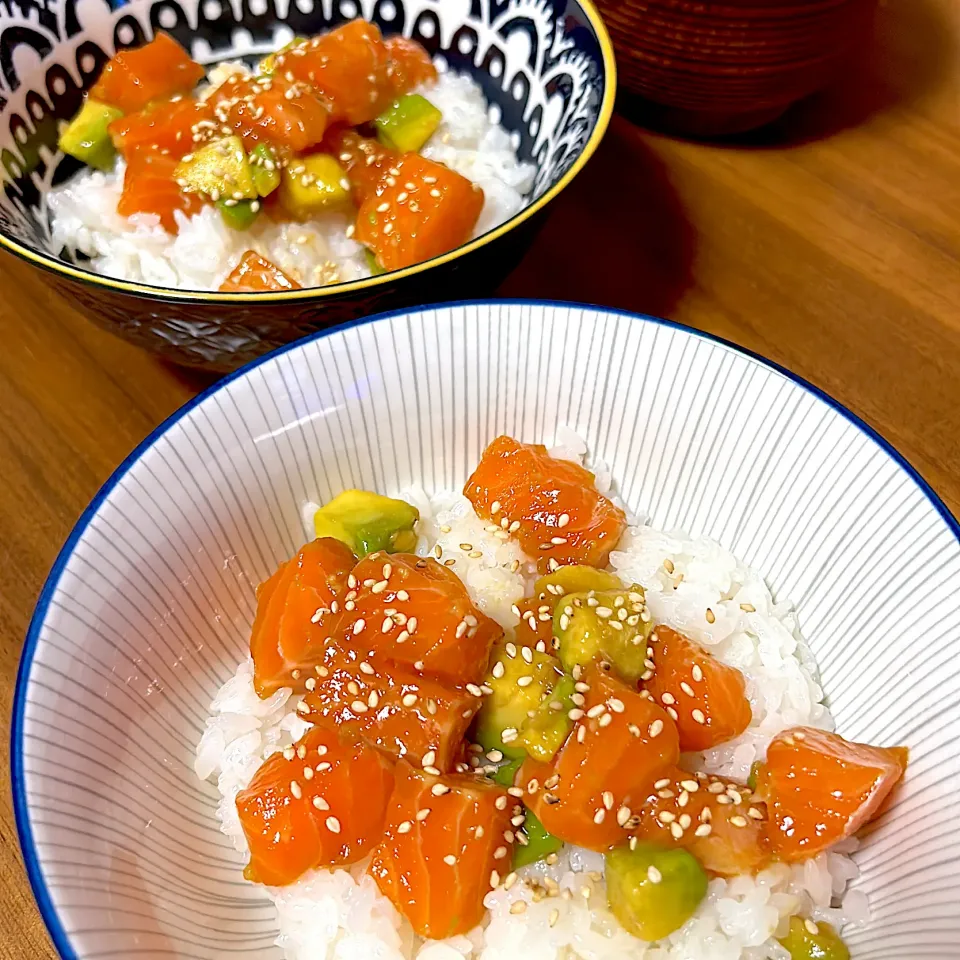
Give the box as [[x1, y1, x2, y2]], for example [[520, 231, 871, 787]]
[[46, 21, 535, 292], [194, 429, 907, 960]]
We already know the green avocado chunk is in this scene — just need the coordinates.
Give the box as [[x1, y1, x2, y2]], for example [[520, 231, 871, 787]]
[[58, 99, 123, 171], [605, 843, 708, 942], [778, 917, 850, 960], [249, 143, 281, 197], [175, 135, 257, 201], [374, 94, 442, 153], [216, 197, 259, 230], [313, 489, 419, 557], [514, 807, 563, 869]]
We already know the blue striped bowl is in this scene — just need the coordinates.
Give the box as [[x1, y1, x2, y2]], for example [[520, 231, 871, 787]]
[[13, 301, 960, 959]]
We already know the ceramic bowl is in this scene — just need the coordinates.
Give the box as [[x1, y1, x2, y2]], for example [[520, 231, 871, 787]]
[[0, 2, 614, 370], [598, 0, 876, 136], [12, 300, 960, 959]]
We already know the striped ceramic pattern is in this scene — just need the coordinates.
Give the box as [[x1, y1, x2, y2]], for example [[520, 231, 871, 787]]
[[13, 302, 960, 959]]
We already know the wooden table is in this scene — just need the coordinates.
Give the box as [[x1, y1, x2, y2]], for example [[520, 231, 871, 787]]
[[1, 0, 958, 953]]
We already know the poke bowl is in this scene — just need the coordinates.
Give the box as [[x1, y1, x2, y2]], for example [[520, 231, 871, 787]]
[[13, 300, 960, 960], [0, 3, 614, 371]]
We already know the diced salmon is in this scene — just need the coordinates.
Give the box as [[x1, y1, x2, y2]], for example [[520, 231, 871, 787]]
[[117, 150, 204, 232], [249, 538, 355, 697], [629, 766, 770, 876], [385, 35, 437, 96], [280, 20, 391, 125], [356, 153, 483, 271], [236, 724, 394, 886], [644, 626, 752, 752], [338, 552, 501, 685], [464, 436, 628, 573], [521, 662, 679, 850], [514, 595, 556, 650], [370, 761, 514, 938], [220, 251, 302, 293], [91, 33, 205, 114], [109, 96, 213, 158], [302, 649, 480, 771], [210, 75, 330, 152], [756, 727, 908, 862], [324, 128, 399, 207]]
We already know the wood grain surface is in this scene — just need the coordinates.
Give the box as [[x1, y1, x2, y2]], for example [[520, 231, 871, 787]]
[[1, 0, 958, 954]]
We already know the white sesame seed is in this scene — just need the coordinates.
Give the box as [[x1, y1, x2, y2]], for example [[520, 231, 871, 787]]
[[422, 750, 437, 767], [510, 900, 526, 915], [730, 815, 748, 828], [667, 707, 679, 721], [654, 778, 671, 789], [593, 808, 606, 824], [397, 820, 413, 834], [431, 784, 450, 796], [316, 762, 331, 772], [494, 845, 508, 859], [647, 865, 662, 884], [658, 811, 676, 823], [694, 823, 712, 837], [352, 619, 366, 635], [326, 816, 341, 833], [617, 806, 631, 826], [359, 662, 375, 675], [312, 796, 329, 810], [495, 796, 508, 810], [416, 808, 431, 821], [290, 780, 302, 799], [649, 719, 664, 737], [805, 919, 820, 936], [283, 746, 296, 761], [351, 700, 368, 713], [692, 664, 704, 682], [602, 791, 615, 810], [692, 709, 706, 724], [302, 766, 314, 780]]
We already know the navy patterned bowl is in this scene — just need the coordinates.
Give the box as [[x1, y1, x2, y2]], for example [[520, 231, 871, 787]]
[[0, 0, 614, 370]]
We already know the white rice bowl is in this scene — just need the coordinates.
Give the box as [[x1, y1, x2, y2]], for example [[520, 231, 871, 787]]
[[194, 434, 870, 960], [46, 64, 535, 291]]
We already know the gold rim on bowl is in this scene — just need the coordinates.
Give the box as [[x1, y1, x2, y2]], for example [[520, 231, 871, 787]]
[[0, 2, 617, 304]]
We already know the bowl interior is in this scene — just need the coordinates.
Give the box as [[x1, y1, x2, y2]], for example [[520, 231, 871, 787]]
[[14, 301, 960, 959], [0, 0, 607, 286]]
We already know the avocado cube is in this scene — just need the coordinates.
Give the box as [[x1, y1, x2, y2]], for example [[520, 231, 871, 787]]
[[313, 489, 418, 558], [58, 99, 123, 171], [175, 136, 257, 201], [374, 94, 442, 153], [216, 197, 260, 230], [279, 153, 351, 219], [249, 143, 281, 197], [515, 673, 575, 763]]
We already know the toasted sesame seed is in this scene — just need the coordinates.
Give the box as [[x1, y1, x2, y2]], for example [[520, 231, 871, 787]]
[[587, 704, 606, 719], [296, 699, 310, 714], [316, 762, 331, 772], [692, 709, 706, 724], [509, 520, 521, 533], [283, 746, 296, 761], [495, 796, 508, 810], [352, 619, 366, 635], [326, 816, 341, 833], [416, 807, 431, 821], [303, 766, 314, 781], [602, 791, 615, 810], [617, 806, 632, 826], [705, 608, 716, 623], [401, 693, 418, 707], [692, 664, 704, 682], [694, 823, 712, 837], [730, 815, 748, 828], [598, 713, 613, 727], [670, 821, 684, 839], [494, 845, 508, 859], [490, 869, 501, 889], [649, 719, 664, 737], [290, 780, 302, 799], [431, 783, 450, 796], [577, 725, 586, 743], [708, 781, 726, 794], [312, 796, 329, 810], [654, 777, 671, 789], [661, 692, 676, 705], [748, 807, 764, 820], [608, 698, 625, 713], [510, 900, 527, 915], [422, 750, 437, 768], [658, 810, 676, 823], [593, 808, 606, 824], [397, 820, 413, 834], [805, 919, 820, 936], [350, 700, 367, 713], [491, 500, 501, 514], [740, 602, 756, 612]]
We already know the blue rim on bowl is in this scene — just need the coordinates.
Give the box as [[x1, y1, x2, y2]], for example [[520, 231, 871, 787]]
[[12, 299, 960, 960]]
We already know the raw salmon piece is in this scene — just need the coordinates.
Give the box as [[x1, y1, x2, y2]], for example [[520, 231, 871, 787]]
[[644, 626, 752, 752], [514, 595, 556, 650], [629, 767, 770, 876], [91, 33, 205, 114], [356, 153, 483, 272], [302, 649, 480, 771], [210, 75, 329, 152], [249, 538, 355, 697], [109, 96, 214, 158], [757, 727, 908, 862], [385, 35, 438, 96], [281, 20, 391, 125], [220, 251, 302, 293], [370, 761, 514, 938], [339, 552, 501, 684], [324, 128, 399, 206], [464, 436, 628, 573], [521, 662, 679, 850], [117, 150, 204, 233], [236, 724, 394, 886]]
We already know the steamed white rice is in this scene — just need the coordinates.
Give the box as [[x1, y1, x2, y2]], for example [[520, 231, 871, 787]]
[[195, 433, 869, 960], [47, 66, 534, 290]]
